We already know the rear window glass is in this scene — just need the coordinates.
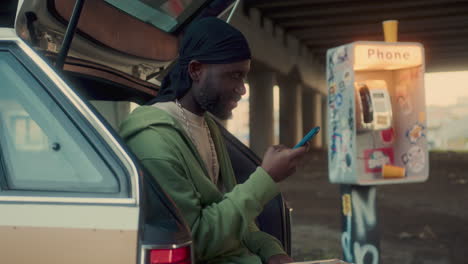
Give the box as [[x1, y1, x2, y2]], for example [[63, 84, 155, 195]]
[[0, 51, 120, 194], [105, 0, 207, 32]]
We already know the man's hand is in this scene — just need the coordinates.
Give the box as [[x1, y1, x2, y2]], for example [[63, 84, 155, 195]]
[[261, 144, 308, 182], [267, 254, 294, 264]]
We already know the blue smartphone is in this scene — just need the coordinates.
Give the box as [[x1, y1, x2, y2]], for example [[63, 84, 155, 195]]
[[293, 126, 321, 149]]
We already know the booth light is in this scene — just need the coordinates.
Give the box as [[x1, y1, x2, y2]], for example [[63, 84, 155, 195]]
[[354, 44, 423, 71]]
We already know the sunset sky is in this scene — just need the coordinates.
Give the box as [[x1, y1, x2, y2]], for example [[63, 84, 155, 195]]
[[425, 71, 468, 106]]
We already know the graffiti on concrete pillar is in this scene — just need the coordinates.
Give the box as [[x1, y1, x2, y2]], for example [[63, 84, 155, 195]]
[[352, 187, 377, 240], [353, 242, 379, 264], [341, 186, 380, 264]]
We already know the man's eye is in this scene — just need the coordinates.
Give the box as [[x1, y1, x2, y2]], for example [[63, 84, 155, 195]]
[[231, 73, 243, 80]]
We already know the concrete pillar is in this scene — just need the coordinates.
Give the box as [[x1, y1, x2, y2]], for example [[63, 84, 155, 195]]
[[278, 76, 303, 148], [302, 90, 325, 149], [312, 92, 323, 148], [248, 71, 275, 157], [321, 95, 328, 148], [302, 89, 316, 137]]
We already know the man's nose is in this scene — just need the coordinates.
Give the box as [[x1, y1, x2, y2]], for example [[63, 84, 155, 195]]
[[235, 83, 247, 96]]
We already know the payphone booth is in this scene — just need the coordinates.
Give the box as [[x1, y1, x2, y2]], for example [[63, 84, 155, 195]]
[[326, 41, 428, 185]]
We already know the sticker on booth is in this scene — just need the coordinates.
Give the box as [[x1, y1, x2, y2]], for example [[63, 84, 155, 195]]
[[342, 194, 352, 216], [402, 145, 425, 173], [331, 133, 343, 159], [397, 95, 413, 115], [343, 71, 351, 83], [380, 127, 394, 144], [338, 81, 346, 92], [395, 82, 413, 115], [419, 112, 426, 123], [406, 123, 426, 144], [331, 46, 349, 65], [329, 83, 337, 94], [364, 148, 395, 173]]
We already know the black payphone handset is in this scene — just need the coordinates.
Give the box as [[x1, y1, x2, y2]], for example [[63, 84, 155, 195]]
[[359, 84, 374, 124], [355, 80, 393, 132]]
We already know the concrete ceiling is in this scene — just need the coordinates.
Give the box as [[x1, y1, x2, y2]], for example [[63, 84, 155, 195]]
[[243, 0, 468, 72]]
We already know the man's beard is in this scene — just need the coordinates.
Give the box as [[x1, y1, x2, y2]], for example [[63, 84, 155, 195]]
[[195, 86, 232, 120]]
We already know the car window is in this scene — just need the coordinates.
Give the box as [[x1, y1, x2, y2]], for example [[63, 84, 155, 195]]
[[0, 50, 120, 194], [105, 0, 207, 32]]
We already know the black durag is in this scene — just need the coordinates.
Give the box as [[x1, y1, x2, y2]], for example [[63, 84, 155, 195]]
[[147, 17, 251, 104]]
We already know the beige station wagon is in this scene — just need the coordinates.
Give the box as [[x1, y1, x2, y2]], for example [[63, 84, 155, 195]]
[[0, 0, 292, 263]]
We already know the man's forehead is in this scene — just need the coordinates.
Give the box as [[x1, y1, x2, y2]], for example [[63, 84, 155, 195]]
[[217, 60, 251, 71]]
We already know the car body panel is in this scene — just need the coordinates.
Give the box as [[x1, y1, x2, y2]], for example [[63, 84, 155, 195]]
[[0, 204, 138, 264]]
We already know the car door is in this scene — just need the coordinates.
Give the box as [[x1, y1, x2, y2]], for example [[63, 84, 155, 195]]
[[0, 30, 140, 264]]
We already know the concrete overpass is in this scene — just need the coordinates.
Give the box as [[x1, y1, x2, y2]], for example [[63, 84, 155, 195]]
[[243, 0, 468, 73], [228, 0, 468, 156], [230, 1, 327, 155]]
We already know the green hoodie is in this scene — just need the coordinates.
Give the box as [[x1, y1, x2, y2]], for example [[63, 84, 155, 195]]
[[120, 106, 286, 264]]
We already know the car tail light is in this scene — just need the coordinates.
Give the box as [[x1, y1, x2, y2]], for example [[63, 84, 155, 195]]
[[149, 246, 191, 264]]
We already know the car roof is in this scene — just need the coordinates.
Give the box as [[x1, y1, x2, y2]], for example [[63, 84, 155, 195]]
[[0, 28, 18, 39]]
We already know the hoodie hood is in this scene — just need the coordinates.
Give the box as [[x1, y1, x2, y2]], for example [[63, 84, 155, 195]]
[[119, 106, 183, 140]]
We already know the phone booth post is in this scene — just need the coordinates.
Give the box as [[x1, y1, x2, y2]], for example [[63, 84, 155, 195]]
[[326, 21, 428, 264]]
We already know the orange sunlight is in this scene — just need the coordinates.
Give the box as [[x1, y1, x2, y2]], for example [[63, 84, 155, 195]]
[[425, 71, 468, 106]]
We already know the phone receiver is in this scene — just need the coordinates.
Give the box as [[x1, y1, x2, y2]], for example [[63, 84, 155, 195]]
[[293, 126, 321, 149], [359, 85, 374, 123]]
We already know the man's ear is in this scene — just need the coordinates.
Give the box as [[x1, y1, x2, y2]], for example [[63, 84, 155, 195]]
[[188, 60, 203, 82]]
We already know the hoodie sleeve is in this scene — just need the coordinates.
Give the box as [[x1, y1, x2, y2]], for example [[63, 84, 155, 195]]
[[243, 222, 287, 263], [139, 157, 280, 261]]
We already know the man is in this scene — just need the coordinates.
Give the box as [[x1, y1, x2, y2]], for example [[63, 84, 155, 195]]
[[120, 18, 307, 264]]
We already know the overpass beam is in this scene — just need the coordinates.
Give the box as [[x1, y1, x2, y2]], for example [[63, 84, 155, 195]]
[[302, 89, 316, 146], [248, 70, 275, 157], [312, 92, 324, 148], [278, 76, 303, 148], [321, 95, 328, 148], [302, 89, 324, 149]]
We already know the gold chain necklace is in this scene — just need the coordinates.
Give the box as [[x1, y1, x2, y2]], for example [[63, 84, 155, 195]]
[[175, 99, 196, 143], [175, 99, 218, 184]]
